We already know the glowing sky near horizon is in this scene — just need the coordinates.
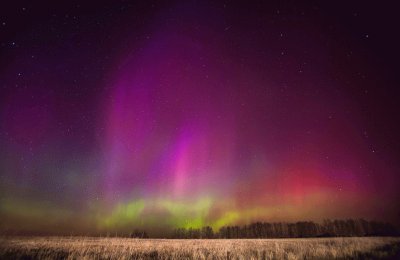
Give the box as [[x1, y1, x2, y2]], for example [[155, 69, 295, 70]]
[[0, 1, 399, 235]]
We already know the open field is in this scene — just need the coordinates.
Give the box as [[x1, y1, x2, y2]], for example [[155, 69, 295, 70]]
[[0, 236, 399, 259]]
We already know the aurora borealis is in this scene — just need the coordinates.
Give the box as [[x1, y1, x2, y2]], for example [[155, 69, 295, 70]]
[[0, 1, 399, 236]]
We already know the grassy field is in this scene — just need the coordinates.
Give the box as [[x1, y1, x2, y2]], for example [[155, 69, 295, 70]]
[[0, 236, 399, 259]]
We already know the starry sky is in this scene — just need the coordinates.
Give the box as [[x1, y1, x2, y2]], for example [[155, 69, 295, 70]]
[[0, 1, 399, 236]]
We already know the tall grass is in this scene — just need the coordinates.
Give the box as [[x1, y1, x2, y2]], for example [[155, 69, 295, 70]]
[[0, 236, 399, 259]]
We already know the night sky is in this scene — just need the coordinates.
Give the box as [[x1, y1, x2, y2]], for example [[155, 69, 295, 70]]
[[0, 1, 399, 235]]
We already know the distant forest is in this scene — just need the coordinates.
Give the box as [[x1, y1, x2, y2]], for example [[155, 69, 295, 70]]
[[130, 219, 398, 239]]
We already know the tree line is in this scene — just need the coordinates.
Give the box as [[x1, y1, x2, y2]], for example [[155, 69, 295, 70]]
[[171, 219, 398, 239]]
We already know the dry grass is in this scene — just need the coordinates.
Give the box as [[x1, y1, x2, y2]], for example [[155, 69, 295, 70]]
[[0, 236, 399, 259]]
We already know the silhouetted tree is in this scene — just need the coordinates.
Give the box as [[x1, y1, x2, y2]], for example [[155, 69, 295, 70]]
[[130, 229, 148, 238], [201, 226, 214, 239]]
